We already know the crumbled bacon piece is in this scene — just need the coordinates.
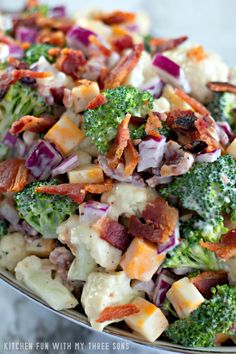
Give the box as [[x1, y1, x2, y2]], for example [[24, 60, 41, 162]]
[[166, 109, 197, 131], [12, 69, 52, 81], [37, 29, 65, 47], [175, 88, 210, 116], [48, 47, 61, 58], [145, 112, 162, 138], [194, 115, 220, 152], [36, 17, 74, 33], [191, 271, 228, 298], [94, 217, 132, 251], [7, 57, 28, 70], [86, 94, 108, 110], [111, 34, 134, 53], [56, 48, 86, 78], [124, 140, 139, 176], [84, 179, 114, 194], [200, 229, 236, 260], [207, 82, 236, 94], [97, 11, 135, 25], [96, 303, 139, 323], [150, 35, 188, 53], [35, 183, 86, 204], [10, 115, 55, 135], [0, 159, 29, 193], [104, 43, 143, 89], [107, 113, 131, 169], [50, 87, 65, 105], [129, 197, 179, 244], [187, 46, 207, 62]]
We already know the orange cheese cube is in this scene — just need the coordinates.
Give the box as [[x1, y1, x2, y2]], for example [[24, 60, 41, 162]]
[[68, 164, 104, 184], [124, 297, 169, 342], [45, 115, 84, 155], [120, 237, 165, 281], [167, 277, 205, 318]]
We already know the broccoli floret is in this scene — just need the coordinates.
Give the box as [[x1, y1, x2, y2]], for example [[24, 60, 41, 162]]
[[181, 216, 228, 243], [15, 180, 78, 238], [23, 44, 55, 66], [166, 285, 236, 347], [161, 155, 236, 220], [207, 92, 236, 129], [83, 86, 153, 154], [24, 5, 49, 16], [164, 239, 222, 271], [0, 219, 8, 237], [0, 82, 50, 155]]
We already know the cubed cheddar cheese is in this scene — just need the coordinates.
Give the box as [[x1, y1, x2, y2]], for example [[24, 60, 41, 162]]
[[226, 138, 236, 159], [124, 297, 169, 342], [68, 164, 104, 184], [45, 115, 84, 155], [72, 80, 100, 113], [166, 277, 205, 318], [120, 237, 165, 281]]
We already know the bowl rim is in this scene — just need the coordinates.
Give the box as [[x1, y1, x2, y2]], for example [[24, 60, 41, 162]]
[[1, 268, 235, 354]]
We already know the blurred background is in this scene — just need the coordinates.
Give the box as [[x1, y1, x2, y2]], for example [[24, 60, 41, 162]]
[[0, 0, 235, 353]]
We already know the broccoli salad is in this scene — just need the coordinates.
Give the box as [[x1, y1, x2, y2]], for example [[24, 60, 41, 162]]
[[0, 0, 236, 348]]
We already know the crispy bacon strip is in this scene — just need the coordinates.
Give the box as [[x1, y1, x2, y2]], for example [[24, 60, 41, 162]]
[[191, 271, 228, 298], [37, 29, 65, 47], [96, 304, 139, 323], [86, 94, 108, 110], [104, 43, 143, 89], [145, 112, 162, 138], [56, 48, 86, 78], [150, 35, 188, 53], [94, 217, 131, 251], [175, 88, 210, 116], [124, 140, 139, 176], [97, 11, 135, 25], [35, 184, 86, 204], [84, 179, 113, 194], [207, 82, 236, 94], [187, 46, 207, 62], [12, 69, 52, 81], [10, 115, 55, 135], [194, 115, 220, 152], [200, 229, 236, 260], [0, 159, 29, 193], [107, 113, 131, 169], [111, 34, 134, 53]]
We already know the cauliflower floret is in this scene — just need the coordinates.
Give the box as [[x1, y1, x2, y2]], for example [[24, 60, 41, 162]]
[[101, 183, 157, 220], [126, 51, 156, 89], [164, 43, 229, 102], [71, 224, 121, 271], [0, 233, 28, 272], [81, 271, 142, 330], [15, 255, 78, 310]]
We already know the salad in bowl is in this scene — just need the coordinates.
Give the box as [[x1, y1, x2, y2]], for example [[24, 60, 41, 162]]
[[0, 0, 236, 349]]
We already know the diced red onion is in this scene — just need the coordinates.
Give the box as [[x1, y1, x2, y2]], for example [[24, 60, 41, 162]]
[[2, 131, 18, 148], [137, 136, 166, 172], [0, 198, 20, 227], [157, 225, 180, 255], [8, 44, 24, 59], [79, 201, 110, 225], [25, 140, 62, 180], [50, 6, 67, 18], [152, 53, 190, 93], [51, 154, 80, 176], [195, 149, 221, 163], [153, 270, 175, 307], [98, 155, 145, 186], [15, 138, 26, 157], [216, 124, 230, 146], [146, 175, 173, 187], [126, 24, 139, 33], [216, 121, 232, 136], [16, 26, 38, 44], [132, 279, 155, 300], [141, 77, 164, 98], [67, 26, 96, 49]]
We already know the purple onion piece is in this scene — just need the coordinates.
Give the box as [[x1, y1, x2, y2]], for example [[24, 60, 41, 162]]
[[79, 201, 110, 225], [50, 5, 67, 18], [15, 138, 26, 157], [8, 44, 24, 59], [153, 269, 176, 307], [51, 154, 80, 176], [157, 225, 180, 255], [2, 131, 18, 148], [67, 26, 97, 48], [137, 136, 166, 172], [195, 149, 221, 163], [25, 140, 62, 180], [132, 279, 155, 300], [152, 53, 190, 93], [141, 77, 164, 98], [0, 198, 20, 226], [16, 26, 38, 44]]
